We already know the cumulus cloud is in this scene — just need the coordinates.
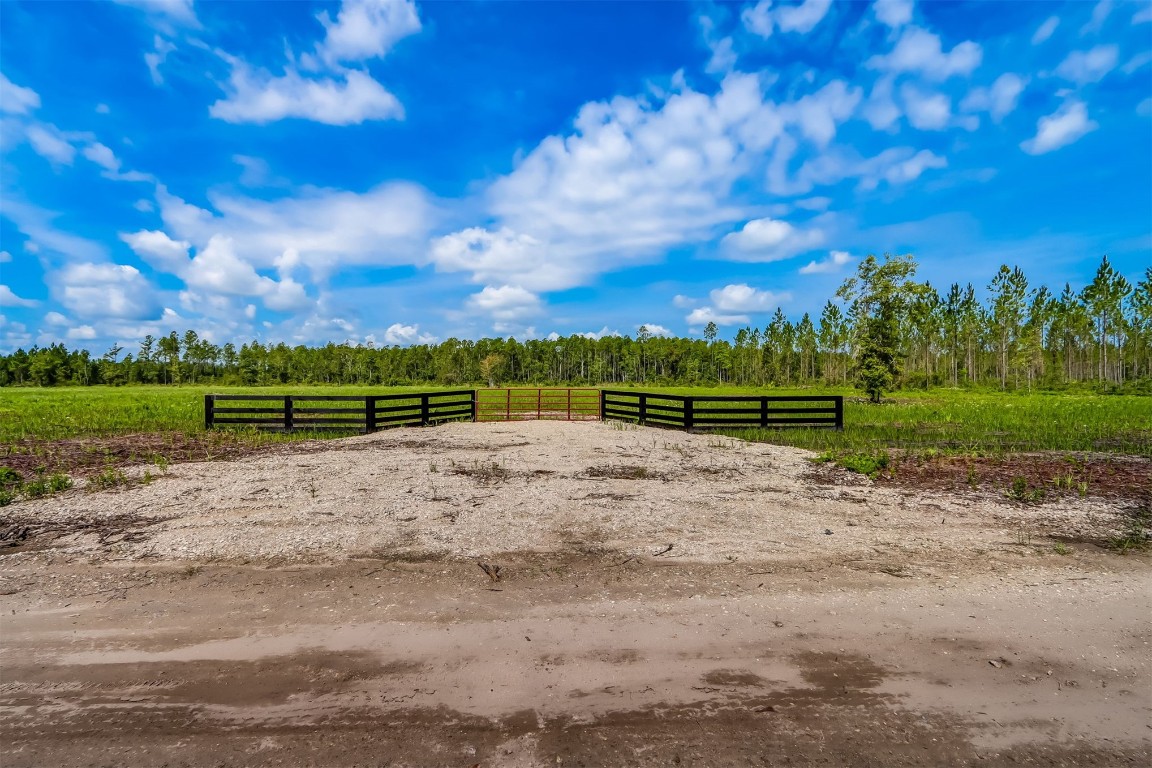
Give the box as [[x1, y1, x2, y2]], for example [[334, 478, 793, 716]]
[[25, 125, 76, 165], [1020, 101, 1097, 154], [742, 0, 832, 37], [382, 322, 436, 345], [960, 73, 1026, 121], [799, 249, 854, 274], [144, 35, 176, 86], [210, 1, 419, 125], [901, 84, 951, 130], [867, 26, 982, 80], [720, 217, 824, 261], [1032, 16, 1060, 44], [709, 283, 790, 312], [637, 323, 673, 337], [0, 285, 38, 308], [0, 73, 40, 114], [874, 0, 913, 28], [67, 325, 98, 340], [465, 285, 542, 321], [428, 227, 580, 292], [55, 262, 162, 320], [309, 0, 421, 68], [155, 182, 432, 279], [183, 236, 310, 312], [780, 145, 946, 194], [82, 142, 121, 172], [210, 64, 404, 125], [1055, 45, 1119, 84], [114, 0, 198, 28], [862, 76, 901, 130], [785, 80, 861, 147], [686, 307, 750, 327], [672, 294, 697, 309], [120, 229, 191, 273]]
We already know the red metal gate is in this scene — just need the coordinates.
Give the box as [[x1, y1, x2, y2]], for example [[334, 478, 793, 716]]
[[475, 388, 600, 421]]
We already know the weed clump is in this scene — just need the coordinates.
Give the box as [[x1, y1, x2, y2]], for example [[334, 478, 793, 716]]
[[814, 451, 890, 479]]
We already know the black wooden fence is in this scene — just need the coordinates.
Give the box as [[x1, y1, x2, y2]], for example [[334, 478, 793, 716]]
[[204, 390, 475, 433], [600, 390, 843, 431]]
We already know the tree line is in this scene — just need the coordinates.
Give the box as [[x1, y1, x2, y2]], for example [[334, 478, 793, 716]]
[[2, 255, 1149, 394]]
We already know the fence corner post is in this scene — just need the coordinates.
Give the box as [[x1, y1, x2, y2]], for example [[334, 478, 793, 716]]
[[284, 395, 293, 432], [684, 396, 694, 432], [834, 395, 844, 431], [420, 393, 430, 426], [638, 392, 647, 426], [365, 396, 377, 434], [599, 389, 606, 421], [204, 394, 214, 430], [471, 390, 478, 422]]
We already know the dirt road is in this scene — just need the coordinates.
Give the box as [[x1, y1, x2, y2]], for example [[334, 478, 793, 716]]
[[1, 422, 1149, 766]]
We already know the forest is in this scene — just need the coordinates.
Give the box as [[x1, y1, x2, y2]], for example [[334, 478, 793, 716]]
[[2, 255, 1149, 393]]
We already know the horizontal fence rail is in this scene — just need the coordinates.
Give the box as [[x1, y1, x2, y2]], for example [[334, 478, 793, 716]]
[[205, 390, 476, 434], [600, 390, 843, 431], [475, 388, 601, 422]]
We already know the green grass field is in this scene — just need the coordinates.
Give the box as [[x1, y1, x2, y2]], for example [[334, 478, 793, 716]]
[[0, 385, 1149, 457]]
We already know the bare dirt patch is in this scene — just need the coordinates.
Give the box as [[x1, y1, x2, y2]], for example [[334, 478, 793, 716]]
[[2, 421, 1149, 766]]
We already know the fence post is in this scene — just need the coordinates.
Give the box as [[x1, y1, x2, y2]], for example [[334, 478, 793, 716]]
[[599, 389, 606, 420], [834, 396, 844, 431], [204, 394, 214, 430], [471, 390, 478, 422], [760, 396, 769, 428], [638, 393, 647, 426], [284, 396, 293, 432], [684, 396, 694, 432], [365, 396, 377, 434], [420, 393, 430, 426], [567, 388, 572, 421]]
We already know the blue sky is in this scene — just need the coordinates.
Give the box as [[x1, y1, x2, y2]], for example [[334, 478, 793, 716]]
[[1, 0, 1149, 351]]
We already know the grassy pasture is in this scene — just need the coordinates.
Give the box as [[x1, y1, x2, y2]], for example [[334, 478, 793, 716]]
[[0, 385, 1148, 457]]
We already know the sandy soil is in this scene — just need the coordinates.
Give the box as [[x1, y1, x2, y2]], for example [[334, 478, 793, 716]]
[[1, 421, 1149, 767]]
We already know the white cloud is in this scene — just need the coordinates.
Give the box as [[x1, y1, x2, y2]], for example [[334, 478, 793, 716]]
[[1032, 16, 1060, 44], [82, 142, 120, 172], [686, 307, 750, 327], [0, 285, 38, 308], [1121, 51, 1152, 75], [120, 229, 191, 273], [672, 294, 697, 309], [901, 84, 951, 130], [209, 64, 404, 125], [776, 0, 833, 34], [1081, 0, 1112, 35], [114, 0, 198, 28], [156, 182, 432, 279], [1020, 101, 1097, 155], [720, 217, 823, 261], [67, 325, 98, 340], [709, 283, 790, 312], [741, 1, 775, 37], [43, 311, 68, 325], [0, 251, 11, 263], [144, 35, 176, 86], [874, 0, 913, 28], [429, 227, 582, 292], [382, 321, 435, 345], [1056, 45, 1119, 84], [799, 249, 853, 274], [742, 0, 832, 37], [867, 26, 982, 80], [960, 73, 1026, 121], [465, 285, 542, 321], [0, 73, 40, 114], [310, 0, 421, 68], [26, 125, 76, 165], [863, 76, 901, 130], [182, 236, 310, 311], [637, 323, 673, 337], [785, 80, 861, 146], [783, 145, 946, 193], [210, 1, 419, 126], [1135, 5, 1152, 24], [576, 326, 621, 340], [55, 262, 162, 320]]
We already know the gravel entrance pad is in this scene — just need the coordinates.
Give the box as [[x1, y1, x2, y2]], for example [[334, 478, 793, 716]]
[[3, 420, 1142, 565], [2, 421, 1149, 766]]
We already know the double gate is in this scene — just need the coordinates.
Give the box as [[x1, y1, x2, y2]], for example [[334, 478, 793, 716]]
[[475, 388, 600, 422]]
